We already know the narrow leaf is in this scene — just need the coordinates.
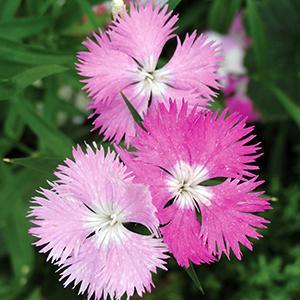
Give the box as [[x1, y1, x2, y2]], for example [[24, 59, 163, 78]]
[[12, 64, 69, 90], [3, 156, 63, 175], [121, 92, 146, 131], [0, 17, 52, 40], [0, 38, 73, 66], [0, 0, 22, 21], [264, 82, 300, 128], [246, 0, 267, 70], [184, 263, 204, 294], [16, 98, 73, 156], [168, 0, 182, 10]]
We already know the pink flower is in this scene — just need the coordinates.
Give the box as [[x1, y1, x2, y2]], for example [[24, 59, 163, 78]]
[[224, 76, 260, 122], [226, 93, 260, 122], [119, 101, 271, 267], [29, 143, 168, 300], [206, 12, 250, 84], [77, 2, 221, 144]]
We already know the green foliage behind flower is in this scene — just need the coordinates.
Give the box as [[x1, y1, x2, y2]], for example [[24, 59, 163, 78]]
[[0, 0, 299, 299]]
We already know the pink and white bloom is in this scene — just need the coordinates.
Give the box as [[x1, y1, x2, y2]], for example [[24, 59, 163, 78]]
[[29, 143, 168, 300], [119, 101, 271, 267], [77, 2, 221, 144], [206, 12, 250, 83]]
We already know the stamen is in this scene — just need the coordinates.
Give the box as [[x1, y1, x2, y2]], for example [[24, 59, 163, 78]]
[[166, 161, 213, 209]]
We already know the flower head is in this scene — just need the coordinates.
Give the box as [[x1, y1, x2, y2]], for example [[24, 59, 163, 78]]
[[29, 143, 168, 299], [206, 12, 250, 84], [119, 101, 271, 267], [77, 2, 221, 144]]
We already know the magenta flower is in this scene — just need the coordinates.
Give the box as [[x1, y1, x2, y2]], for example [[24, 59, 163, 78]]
[[77, 2, 221, 144], [29, 143, 168, 299], [226, 93, 260, 123], [224, 76, 260, 122], [119, 101, 271, 267]]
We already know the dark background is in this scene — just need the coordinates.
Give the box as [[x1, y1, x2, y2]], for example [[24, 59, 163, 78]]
[[0, 0, 299, 299]]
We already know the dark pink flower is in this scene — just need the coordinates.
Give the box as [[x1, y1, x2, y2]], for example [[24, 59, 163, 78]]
[[119, 101, 271, 267], [77, 2, 221, 144]]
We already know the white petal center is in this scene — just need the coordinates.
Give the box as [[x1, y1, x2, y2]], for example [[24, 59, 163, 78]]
[[166, 161, 212, 209], [135, 56, 169, 97], [85, 201, 126, 247]]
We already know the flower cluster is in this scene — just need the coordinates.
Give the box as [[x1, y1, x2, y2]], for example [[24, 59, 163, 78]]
[[206, 12, 260, 122], [29, 1, 270, 299]]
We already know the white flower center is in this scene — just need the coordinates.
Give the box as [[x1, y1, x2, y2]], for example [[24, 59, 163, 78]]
[[135, 56, 169, 97], [85, 202, 126, 247], [167, 161, 212, 209]]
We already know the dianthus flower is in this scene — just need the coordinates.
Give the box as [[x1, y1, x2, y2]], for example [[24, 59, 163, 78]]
[[119, 101, 271, 267], [77, 1, 221, 144], [29, 143, 168, 299]]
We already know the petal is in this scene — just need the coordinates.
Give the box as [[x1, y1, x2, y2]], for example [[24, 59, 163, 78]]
[[158, 32, 222, 104], [225, 93, 260, 123], [117, 181, 160, 235], [59, 233, 168, 300], [200, 178, 271, 260], [109, 2, 178, 66], [28, 189, 89, 264], [55, 145, 131, 207], [159, 205, 214, 267], [77, 31, 137, 105], [90, 84, 150, 144], [130, 101, 260, 178], [118, 148, 170, 210]]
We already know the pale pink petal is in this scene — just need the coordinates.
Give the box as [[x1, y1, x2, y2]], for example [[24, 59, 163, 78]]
[[77, 31, 137, 105], [90, 84, 150, 144], [200, 178, 271, 259], [29, 189, 89, 264], [158, 32, 222, 104], [109, 2, 178, 66], [29, 144, 168, 299], [59, 234, 168, 300]]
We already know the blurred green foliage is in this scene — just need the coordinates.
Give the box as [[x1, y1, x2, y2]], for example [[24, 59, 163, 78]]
[[0, 0, 299, 299]]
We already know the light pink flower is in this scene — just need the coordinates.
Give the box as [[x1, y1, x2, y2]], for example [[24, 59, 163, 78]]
[[206, 12, 250, 83], [77, 2, 221, 144], [29, 143, 168, 300], [119, 101, 271, 267]]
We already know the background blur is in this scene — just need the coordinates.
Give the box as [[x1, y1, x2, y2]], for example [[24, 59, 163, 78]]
[[0, 0, 299, 299]]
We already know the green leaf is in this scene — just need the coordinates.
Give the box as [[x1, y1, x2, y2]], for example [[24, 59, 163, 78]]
[[184, 263, 204, 294], [0, 81, 14, 101], [168, 0, 182, 10], [12, 65, 69, 90], [16, 98, 73, 156], [208, 0, 242, 32], [268, 125, 287, 194], [0, 17, 52, 40], [2, 198, 35, 286], [246, 0, 267, 70], [0, 38, 73, 66], [121, 92, 146, 131], [0, 0, 22, 21], [208, 0, 226, 31], [4, 100, 24, 139], [3, 156, 63, 175], [264, 82, 300, 128]]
